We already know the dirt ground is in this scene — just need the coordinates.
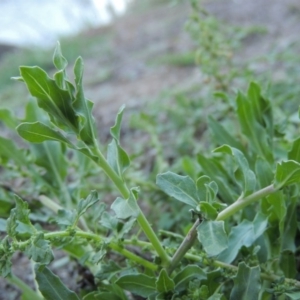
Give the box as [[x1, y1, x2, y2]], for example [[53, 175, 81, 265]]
[[1, 0, 300, 298]]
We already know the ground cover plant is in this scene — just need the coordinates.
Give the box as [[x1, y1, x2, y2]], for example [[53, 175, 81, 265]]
[[1, 2, 300, 299]]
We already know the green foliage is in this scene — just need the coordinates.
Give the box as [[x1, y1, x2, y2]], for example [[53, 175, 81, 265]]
[[1, 3, 300, 299]]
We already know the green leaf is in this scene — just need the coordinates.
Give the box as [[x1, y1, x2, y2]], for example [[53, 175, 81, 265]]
[[255, 157, 273, 189], [213, 144, 256, 195], [17, 122, 73, 145], [230, 262, 260, 300], [0, 237, 12, 277], [115, 274, 156, 298], [20, 66, 78, 130], [0, 108, 19, 129], [107, 139, 130, 177], [274, 160, 300, 189], [197, 154, 236, 203], [156, 269, 175, 293], [173, 265, 206, 292], [73, 57, 96, 144], [77, 190, 100, 218], [288, 137, 300, 163], [218, 213, 268, 263], [208, 116, 244, 151], [111, 192, 140, 219], [0, 136, 27, 166], [199, 202, 218, 219], [285, 291, 300, 300], [53, 42, 68, 71], [25, 233, 54, 264], [156, 171, 199, 208], [55, 209, 77, 227], [197, 220, 228, 256], [111, 105, 125, 141], [236, 83, 273, 162], [35, 264, 80, 300]]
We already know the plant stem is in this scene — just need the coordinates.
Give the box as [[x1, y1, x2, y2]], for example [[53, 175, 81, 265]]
[[167, 219, 200, 274], [216, 184, 276, 221], [6, 274, 43, 300], [92, 140, 170, 266], [167, 184, 277, 273]]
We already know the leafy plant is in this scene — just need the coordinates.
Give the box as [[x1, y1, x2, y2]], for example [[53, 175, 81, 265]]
[[1, 7, 300, 299]]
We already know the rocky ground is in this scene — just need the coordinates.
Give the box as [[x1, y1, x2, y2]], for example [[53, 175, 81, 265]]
[[1, 0, 300, 298]]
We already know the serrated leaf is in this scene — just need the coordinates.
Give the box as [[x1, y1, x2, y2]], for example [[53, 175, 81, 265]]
[[20, 66, 78, 131], [111, 192, 139, 219], [274, 160, 300, 189], [230, 262, 260, 300], [0, 237, 12, 277], [156, 171, 199, 208], [116, 274, 156, 298], [55, 209, 77, 227], [173, 265, 206, 292], [25, 233, 54, 264], [17, 122, 73, 145], [214, 144, 256, 195], [218, 213, 268, 263], [197, 220, 228, 256], [77, 190, 99, 218], [35, 264, 80, 300], [156, 269, 175, 293], [95, 261, 121, 281]]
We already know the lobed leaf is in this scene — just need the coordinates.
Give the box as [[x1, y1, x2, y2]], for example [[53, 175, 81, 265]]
[[77, 190, 100, 218], [111, 191, 139, 219]]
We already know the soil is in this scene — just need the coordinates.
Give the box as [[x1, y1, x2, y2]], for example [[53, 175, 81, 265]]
[[1, 0, 300, 298]]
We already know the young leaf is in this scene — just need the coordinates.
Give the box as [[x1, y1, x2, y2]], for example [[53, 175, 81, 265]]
[[20, 66, 78, 131], [35, 264, 80, 300], [156, 171, 199, 208], [213, 144, 256, 195], [274, 160, 300, 189], [230, 262, 260, 300], [111, 105, 125, 141], [197, 220, 228, 256], [199, 202, 218, 219], [73, 57, 96, 144], [107, 139, 130, 178], [115, 274, 156, 298], [77, 190, 100, 218], [25, 233, 54, 264], [53, 42, 68, 71], [173, 265, 206, 292], [0, 237, 12, 277], [17, 122, 73, 145], [156, 269, 175, 293]]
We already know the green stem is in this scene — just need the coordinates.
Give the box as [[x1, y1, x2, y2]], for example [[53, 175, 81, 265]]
[[92, 140, 170, 266], [6, 274, 43, 300], [167, 184, 277, 273], [216, 184, 276, 221]]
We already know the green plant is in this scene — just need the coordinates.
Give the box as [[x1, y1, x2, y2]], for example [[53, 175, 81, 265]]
[[1, 39, 300, 299]]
